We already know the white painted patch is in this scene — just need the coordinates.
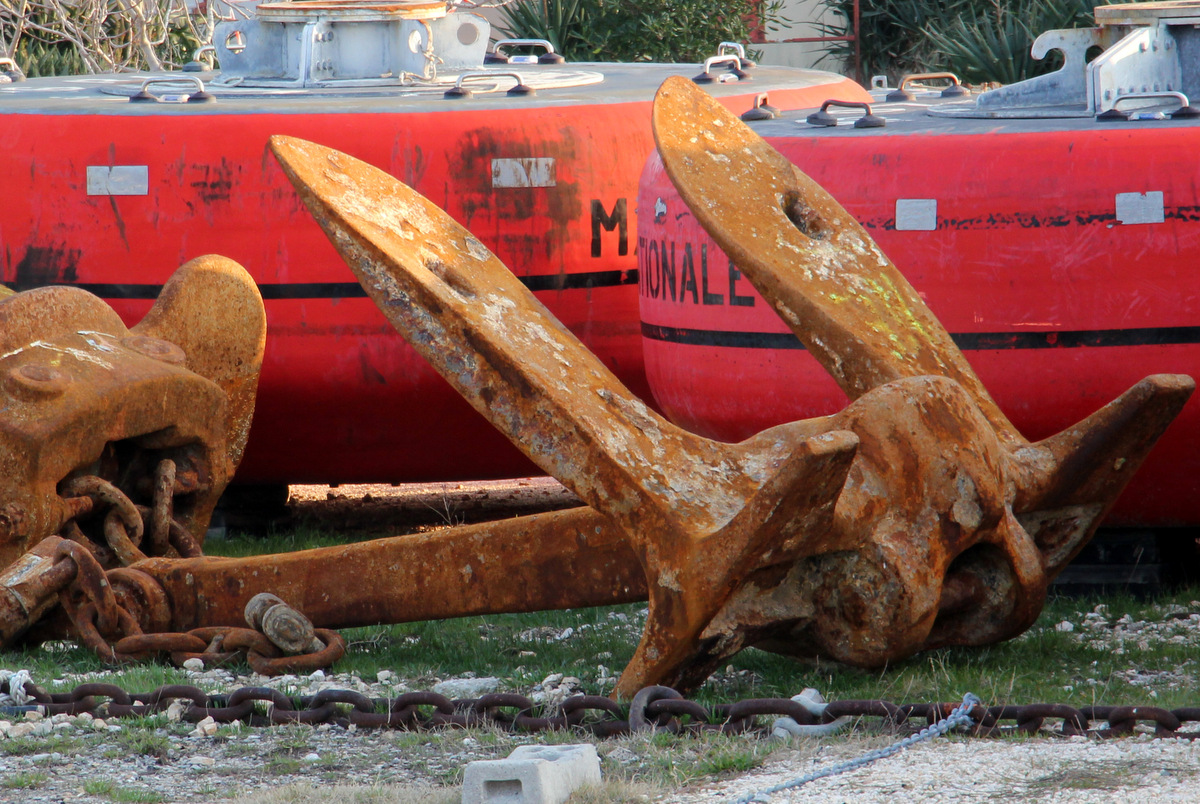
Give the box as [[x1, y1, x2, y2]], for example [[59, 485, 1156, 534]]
[[1115, 191, 1164, 225], [491, 158, 555, 189], [894, 198, 937, 231], [87, 166, 149, 196]]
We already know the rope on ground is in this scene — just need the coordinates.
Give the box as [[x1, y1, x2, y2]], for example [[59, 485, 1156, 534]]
[[733, 692, 980, 803]]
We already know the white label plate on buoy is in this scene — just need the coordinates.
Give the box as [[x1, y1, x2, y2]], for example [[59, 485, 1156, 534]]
[[1115, 191, 1164, 225], [894, 198, 937, 231], [87, 165, 149, 196], [492, 158, 555, 188]]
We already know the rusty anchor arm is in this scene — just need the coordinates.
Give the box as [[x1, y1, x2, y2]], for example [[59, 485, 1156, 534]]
[[650, 76, 1193, 653]]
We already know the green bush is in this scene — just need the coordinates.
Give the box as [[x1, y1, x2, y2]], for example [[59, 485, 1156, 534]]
[[818, 0, 971, 80], [497, 0, 785, 63], [923, 0, 1101, 84], [15, 39, 85, 78], [819, 0, 1110, 84]]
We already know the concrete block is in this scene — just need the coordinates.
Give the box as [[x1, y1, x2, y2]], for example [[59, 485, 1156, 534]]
[[461, 743, 601, 804]]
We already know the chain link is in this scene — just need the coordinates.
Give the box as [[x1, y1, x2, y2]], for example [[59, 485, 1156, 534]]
[[1, 679, 1198, 741], [37, 464, 346, 674]]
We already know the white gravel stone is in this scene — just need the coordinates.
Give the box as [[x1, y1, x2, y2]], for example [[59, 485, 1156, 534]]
[[190, 717, 218, 737], [433, 676, 500, 699]]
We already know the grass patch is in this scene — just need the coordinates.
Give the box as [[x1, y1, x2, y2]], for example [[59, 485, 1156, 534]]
[[2, 734, 81, 757], [229, 783, 459, 804], [566, 781, 656, 803], [1016, 757, 1200, 797], [2, 771, 48, 789], [116, 727, 171, 760], [267, 757, 303, 775], [108, 788, 166, 804], [85, 780, 117, 795]]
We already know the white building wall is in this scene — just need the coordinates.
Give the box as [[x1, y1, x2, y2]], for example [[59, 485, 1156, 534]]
[[755, 0, 847, 71]]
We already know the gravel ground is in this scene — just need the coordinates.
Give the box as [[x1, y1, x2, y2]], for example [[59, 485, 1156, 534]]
[[1, 662, 1197, 804], [671, 737, 1200, 803]]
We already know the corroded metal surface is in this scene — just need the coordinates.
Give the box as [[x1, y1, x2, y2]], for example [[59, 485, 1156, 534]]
[[0, 255, 265, 571], [264, 111, 1188, 691], [269, 135, 861, 697], [649, 75, 1194, 661]]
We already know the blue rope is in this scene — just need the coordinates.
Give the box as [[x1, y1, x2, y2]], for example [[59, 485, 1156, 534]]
[[732, 692, 981, 803]]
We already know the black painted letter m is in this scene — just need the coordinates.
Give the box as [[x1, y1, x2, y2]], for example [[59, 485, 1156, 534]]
[[591, 199, 628, 257]]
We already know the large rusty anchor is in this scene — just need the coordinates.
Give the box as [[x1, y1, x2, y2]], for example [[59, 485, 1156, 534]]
[[262, 128, 1188, 688], [267, 136, 862, 695], [0, 255, 265, 645], [649, 75, 1194, 661]]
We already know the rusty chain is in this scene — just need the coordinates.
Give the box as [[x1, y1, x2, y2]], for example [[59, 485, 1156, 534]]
[[19, 463, 347, 674], [0, 678, 1197, 740]]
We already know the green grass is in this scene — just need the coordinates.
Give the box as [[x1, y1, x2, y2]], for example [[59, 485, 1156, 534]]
[[2, 734, 81, 757], [2, 772, 48, 789], [6, 523, 1200, 725], [266, 757, 303, 775], [115, 726, 171, 759], [108, 788, 166, 804]]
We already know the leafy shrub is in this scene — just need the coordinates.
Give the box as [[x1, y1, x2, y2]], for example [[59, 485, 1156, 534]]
[[819, 0, 1110, 84], [923, 0, 1102, 84], [497, 0, 786, 63]]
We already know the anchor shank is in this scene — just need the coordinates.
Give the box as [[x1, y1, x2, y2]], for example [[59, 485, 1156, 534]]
[[133, 506, 647, 630]]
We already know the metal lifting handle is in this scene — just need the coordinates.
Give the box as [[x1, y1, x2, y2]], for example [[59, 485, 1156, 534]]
[[887, 72, 968, 101], [717, 42, 746, 59], [740, 92, 780, 121], [806, 99, 884, 129], [0, 57, 25, 81], [130, 75, 215, 104], [487, 38, 564, 65], [716, 41, 756, 70], [1098, 90, 1196, 120], [693, 55, 749, 85], [183, 45, 217, 73], [444, 71, 535, 98]]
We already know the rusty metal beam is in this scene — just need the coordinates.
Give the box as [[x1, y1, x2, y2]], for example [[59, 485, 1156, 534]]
[[133, 506, 648, 630]]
